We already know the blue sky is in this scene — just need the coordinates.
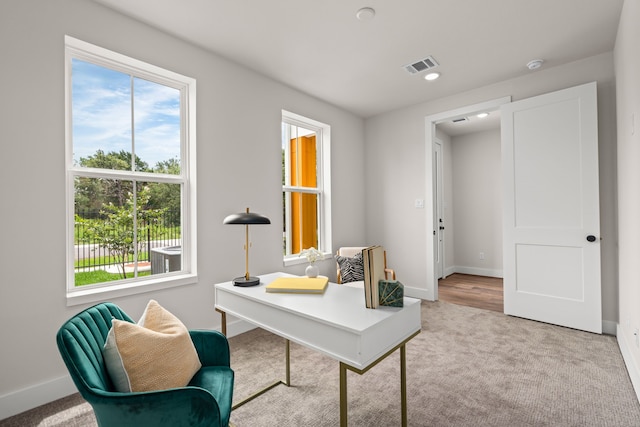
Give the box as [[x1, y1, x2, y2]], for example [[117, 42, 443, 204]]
[[72, 59, 181, 170]]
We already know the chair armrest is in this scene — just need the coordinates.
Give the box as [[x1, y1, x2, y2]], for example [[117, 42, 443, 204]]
[[385, 268, 396, 281], [91, 386, 223, 427], [189, 330, 231, 367]]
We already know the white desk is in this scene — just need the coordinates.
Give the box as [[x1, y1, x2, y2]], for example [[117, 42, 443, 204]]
[[214, 272, 421, 426]]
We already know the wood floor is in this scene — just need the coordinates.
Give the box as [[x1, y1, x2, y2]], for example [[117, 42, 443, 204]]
[[438, 273, 504, 313]]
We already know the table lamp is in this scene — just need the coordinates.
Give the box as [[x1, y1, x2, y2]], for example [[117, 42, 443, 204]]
[[223, 207, 271, 286]]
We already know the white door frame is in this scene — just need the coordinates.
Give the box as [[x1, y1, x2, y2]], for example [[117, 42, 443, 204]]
[[433, 139, 445, 280], [424, 96, 511, 301]]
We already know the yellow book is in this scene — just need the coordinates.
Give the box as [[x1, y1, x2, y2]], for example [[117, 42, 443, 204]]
[[265, 276, 329, 294]]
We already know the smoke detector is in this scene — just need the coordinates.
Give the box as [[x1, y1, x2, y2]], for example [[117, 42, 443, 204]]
[[403, 56, 439, 75], [527, 59, 544, 70], [356, 7, 375, 21]]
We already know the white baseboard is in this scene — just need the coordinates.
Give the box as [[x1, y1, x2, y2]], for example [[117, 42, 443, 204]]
[[449, 266, 503, 278], [404, 285, 431, 301], [617, 324, 640, 404], [444, 266, 457, 277], [0, 375, 77, 421]]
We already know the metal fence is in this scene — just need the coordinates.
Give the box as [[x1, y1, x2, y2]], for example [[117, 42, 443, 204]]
[[75, 209, 180, 271]]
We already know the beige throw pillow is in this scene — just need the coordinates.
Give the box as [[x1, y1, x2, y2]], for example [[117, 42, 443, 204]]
[[103, 299, 202, 392]]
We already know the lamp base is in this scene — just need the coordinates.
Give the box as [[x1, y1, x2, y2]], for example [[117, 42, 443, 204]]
[[232, 276, 261, 287]]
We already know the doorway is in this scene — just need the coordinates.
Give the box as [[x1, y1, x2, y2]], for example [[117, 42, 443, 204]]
[[434, 112, 504, 310], [424, 97, 511, 303]]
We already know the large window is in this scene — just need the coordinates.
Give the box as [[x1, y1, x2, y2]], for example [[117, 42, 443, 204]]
[[282, 111, 331, 265], [65, 36, 197, 304]]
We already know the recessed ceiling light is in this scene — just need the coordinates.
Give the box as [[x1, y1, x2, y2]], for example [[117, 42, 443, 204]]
[[477, 112, 489, 119], [527, 59, 544, 70], [356, 7, 375, 21], [424, 72, 440, 81]]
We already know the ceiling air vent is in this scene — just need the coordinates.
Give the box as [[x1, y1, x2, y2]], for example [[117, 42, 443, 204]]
[[452, 117, 469, 123], [403, 56, 439, 75]]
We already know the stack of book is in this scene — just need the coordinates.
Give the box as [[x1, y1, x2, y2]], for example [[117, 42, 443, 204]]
[[362, 246, 386, 308]]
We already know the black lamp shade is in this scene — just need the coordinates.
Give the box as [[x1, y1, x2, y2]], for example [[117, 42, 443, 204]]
[[223, 212, 271, 225]]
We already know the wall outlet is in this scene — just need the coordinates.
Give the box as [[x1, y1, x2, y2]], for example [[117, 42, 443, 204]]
[[479, 252, 485, 260]]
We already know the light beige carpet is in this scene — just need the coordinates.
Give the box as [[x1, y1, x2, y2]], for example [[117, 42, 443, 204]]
[[3, 301, 640, 426]]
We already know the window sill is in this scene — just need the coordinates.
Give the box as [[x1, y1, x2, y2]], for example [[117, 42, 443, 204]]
[[66, 273, 198, 306]]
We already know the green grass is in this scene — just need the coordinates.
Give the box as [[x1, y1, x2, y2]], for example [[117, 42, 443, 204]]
[[74, 252, 149, 268], [75, 270, 151, 287]]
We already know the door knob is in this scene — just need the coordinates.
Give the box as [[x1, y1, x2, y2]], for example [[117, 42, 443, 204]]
[[586, 235, 597, 242]]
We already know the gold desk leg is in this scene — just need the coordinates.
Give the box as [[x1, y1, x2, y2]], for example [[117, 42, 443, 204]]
[[400, 344, 407, 427], [285, 339, 291, 386], [215, 303, 291, 412], [339, 362, 348, 427], [215, 308, 227, 336], [232, 338, 291, 410], [339, 331, 419, 427]]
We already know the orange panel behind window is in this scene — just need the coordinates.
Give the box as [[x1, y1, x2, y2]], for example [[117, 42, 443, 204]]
[[290, 135, 318, 253]]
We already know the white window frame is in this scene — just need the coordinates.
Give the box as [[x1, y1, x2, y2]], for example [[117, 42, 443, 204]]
[[64, 36, 197, 305], [282, 110, 332, 266]]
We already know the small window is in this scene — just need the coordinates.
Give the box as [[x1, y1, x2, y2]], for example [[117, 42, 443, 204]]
[[65, 36, 197, 304], [282, 111, 331, 265]]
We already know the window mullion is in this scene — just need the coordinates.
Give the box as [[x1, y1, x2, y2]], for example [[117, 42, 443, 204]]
[[282, 185, 319, 194], [131, 75, 136, 171], [132, 181, 138, 278]]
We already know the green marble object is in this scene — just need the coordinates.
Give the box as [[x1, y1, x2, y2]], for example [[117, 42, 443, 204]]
[[378, 280, 404, 307]]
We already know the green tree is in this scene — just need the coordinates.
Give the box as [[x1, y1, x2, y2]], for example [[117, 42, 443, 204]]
[[147, 158, 181, 223], [77, 186, 165, 280], [75, 150, 150, 212]]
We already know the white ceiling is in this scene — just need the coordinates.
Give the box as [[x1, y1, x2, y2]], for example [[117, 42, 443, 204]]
[[437, 111, 502, 138], [93, 0, 623, 128]]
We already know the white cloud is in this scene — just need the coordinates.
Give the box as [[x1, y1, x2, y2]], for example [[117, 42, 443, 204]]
[[72, 60, 181, 167]]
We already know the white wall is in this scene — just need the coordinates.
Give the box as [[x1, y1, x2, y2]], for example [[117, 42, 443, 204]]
[[614, 0, 640, 398], [364, 52, 618, 322], [451, 129, 502, 277], [0, 0, 366, 418]]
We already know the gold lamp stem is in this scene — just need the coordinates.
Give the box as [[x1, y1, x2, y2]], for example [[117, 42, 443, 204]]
[[244, 224, 250, 280], [244, 207, 250, 280]]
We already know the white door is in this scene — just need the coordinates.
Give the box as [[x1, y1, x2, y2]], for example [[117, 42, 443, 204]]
[[501, 82, 601, 333], [433, 140, 445, 279]]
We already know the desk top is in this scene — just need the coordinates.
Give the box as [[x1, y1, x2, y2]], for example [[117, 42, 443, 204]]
[[215, 272, 422, 368], [215, 272, 420, 333]]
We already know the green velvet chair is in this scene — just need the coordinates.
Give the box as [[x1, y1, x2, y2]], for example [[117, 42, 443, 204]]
[[56, 302, 234, 427]]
